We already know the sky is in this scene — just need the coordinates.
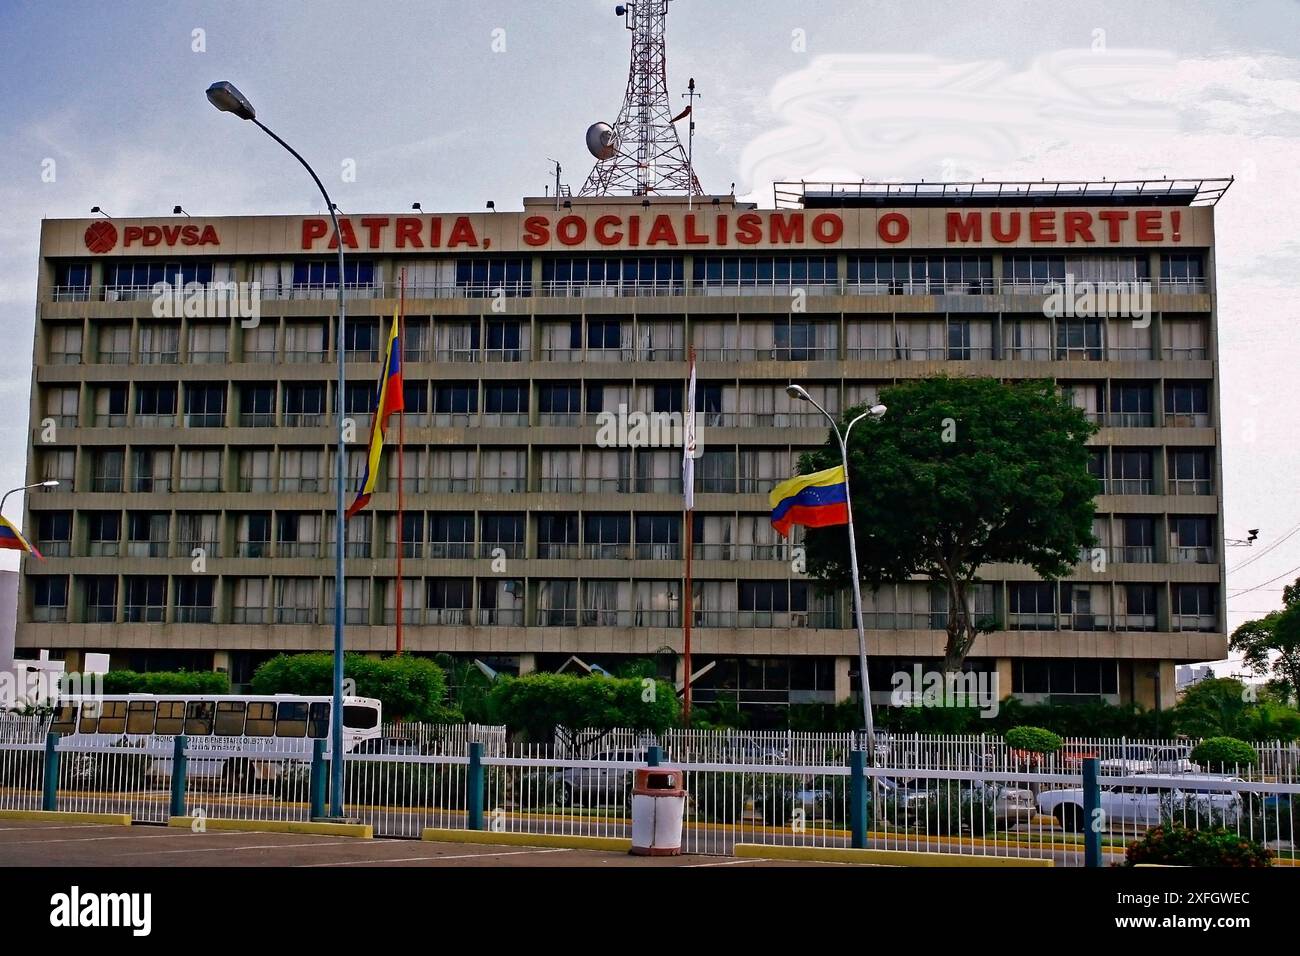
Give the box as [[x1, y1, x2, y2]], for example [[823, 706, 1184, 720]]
[[0, 0, 1297, 670]]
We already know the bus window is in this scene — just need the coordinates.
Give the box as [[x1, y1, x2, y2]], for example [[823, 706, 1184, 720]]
[[78, 701, 100, 734], [126, 700, 157, 734], [275, 701, 308, 738], [308, 702, 329, 738], [155, 701, 185, 735], [184, 701, 215, 736], [245, 702, 275, 737], [343, 705, 380, 730], [98, 701, 127, 735], [214, 701, 246, 736], [51, 705, 77, 736]]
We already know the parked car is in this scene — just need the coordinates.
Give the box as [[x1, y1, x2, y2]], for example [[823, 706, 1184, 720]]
[[1037, 773, 1243, 831], [550, 749, 644, 808], [1098, 745, 1199, 776]]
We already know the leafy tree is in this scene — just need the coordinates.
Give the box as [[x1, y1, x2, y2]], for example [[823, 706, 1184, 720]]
[[487, 673, 678, 742], [801, 377, 1097, 672], [1230, 577, 1300, 703], [1005, 726, 1063, 755], [250, 653, 447, 722], [1190, 736, 1259, 771], [432, 653, 492, 724], [101, 670, 229, 695]]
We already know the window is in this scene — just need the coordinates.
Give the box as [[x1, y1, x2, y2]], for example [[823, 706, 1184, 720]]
[[1055, 320, 1103, 360], [215, 701, 247, 735], [1165, 382, 1210, 427], [1013, 659, 1119, 696], [176, 512, 220, 557], [584, 514, 630, 559], [127, 700, 157, 735], [47, 325, 83, 364], [243, 323, 277, 362], [97, 325, 131, 364], [1111, 450, 1153, 495], [455, 258, 530, 297], [481, 513, 525, 559], [126, 512, 169, 558], [484, 320, 523, 361], [1170, 517, 1213, 564], [86, 512, 120, 556], [43, 386, 79, 428], [278, 449, 322, 493], [285, 322, 326, 361], [635, 514, 680, 559], [184, 384, 227, 427], [275, 701, 309, 738], [240, 385, 276, 426], [237, 513, 272, 558], [36, 513, 71, 557], [124, 576, 166, 622], [245, 702, 275, 736], [425, 579, 472, 625], [276, 512, 321, 558], [1119, 583, 1157, 630], [428, 513, 474, 559], [1160, 254, 1204, 289], [232, 578, 270, 624], [154, 701, 185, 735], [106, 261, 212, 292], [539, 384, 581, 423], [292, 259, 375, 291], [32, 576, 68, 622], [188, 324, 228, 363], [93, 385, 127, 426], [185, 701, 215, 736], [1118, 516, 1155, 563], [53, 262, 91, 300], [1174, 584, 1216, 631], [131, 449, 171, 493], [694, 256, 837, 290], [402, 380, 429, 424], [91, 449, 125, 492], [274, 577, 319, 624], [1009, 582, 1056, 629], [537, 513, 578, 559], [135, 384, 177, 425], [536, 579, 578, 626], [483, 384, 528, 421], [850, 255, 992, 294], [178, 449, 222, 492], [285, 384, 326, 425], [433, 383, 478, 424], [240, 449, 273, 492], [139, 324, 180, 364], [344, 320, 379, 361], [544, 256, 682, 294], [1169, 449, 1212, 495], [1110, 384, 1154, 427]]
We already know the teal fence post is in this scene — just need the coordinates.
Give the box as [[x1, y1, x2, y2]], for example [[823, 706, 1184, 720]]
[[467, 741, 484, 830], [310, 739, 326, 819], [850, 749, 867, 849], [647, 745, 662, 767], [169, 735, 188, 818], [42, 732, 60, 812], [1083, 757, 1102, 867]]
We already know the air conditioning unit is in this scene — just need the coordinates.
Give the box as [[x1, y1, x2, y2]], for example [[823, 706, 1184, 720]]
[[790, 612, 808, 628]]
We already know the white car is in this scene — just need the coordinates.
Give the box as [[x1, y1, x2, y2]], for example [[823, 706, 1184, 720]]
[[1098, 745, 1200, 776], [1038, 773, 1242, 831]]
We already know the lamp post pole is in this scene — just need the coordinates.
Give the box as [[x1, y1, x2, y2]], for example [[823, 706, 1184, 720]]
[[206, 82, 348, 817], [0, 480, 60, 517], [787, 386, 884, 759]]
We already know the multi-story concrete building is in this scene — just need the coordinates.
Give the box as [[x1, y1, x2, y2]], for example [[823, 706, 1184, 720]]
[[17, 178, 1228, 719]]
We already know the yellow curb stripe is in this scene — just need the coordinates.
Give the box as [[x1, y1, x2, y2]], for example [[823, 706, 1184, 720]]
[[734, 842, 1055, 867], [0, 809, 132, 826], [167, 816, 372, 838], [421, 827, 631, 853]]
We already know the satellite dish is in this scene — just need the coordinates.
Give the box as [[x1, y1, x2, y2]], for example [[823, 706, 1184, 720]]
[[586, 122, 617, 160]]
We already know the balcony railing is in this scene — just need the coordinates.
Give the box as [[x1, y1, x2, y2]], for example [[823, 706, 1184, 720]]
[[536, 543, 578, 560], [1169, 478, 1213, 496], [275, 607, 320, 624], [479, 541, 525, 559], [428, 541, 474, 560], [478, 608, 524, 626], [1171, 545, 1214, 564], [125, 541, 169, 558], [174, 607, 215, 624], [1172, 612, 1217, 632]]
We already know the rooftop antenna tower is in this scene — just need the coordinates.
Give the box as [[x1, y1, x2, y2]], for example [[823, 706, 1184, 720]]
[[581, 1, 703, 197]]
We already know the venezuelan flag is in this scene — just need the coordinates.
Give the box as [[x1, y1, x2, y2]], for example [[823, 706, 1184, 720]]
[[0, 515, 43, 559], [345, 311, 405, 519], [769, 465, 849, 538]]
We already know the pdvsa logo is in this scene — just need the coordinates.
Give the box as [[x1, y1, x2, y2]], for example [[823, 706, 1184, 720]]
[[84, 221, 117, 253]]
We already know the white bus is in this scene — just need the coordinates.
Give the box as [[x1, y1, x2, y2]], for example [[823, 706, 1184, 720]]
[[49, 694, 383, 789]]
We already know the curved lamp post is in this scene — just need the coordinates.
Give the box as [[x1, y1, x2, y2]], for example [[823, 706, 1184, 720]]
[[1, 480, 60, 516], [787, 384, 886, 756], [207, 81, 349, 818]]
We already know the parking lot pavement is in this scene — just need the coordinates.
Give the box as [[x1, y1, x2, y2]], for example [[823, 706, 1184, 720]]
[[0, 820, 836, 867]]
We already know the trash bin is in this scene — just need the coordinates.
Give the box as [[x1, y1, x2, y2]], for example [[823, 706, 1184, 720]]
[[630, 766, 687, 856]]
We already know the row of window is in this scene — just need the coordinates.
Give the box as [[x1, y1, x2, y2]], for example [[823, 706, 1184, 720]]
[[35, 444, 1216, 498], [42, 314, 1211, 366], [27, 575, 1218, 632], [53, 254, 1206, 298]]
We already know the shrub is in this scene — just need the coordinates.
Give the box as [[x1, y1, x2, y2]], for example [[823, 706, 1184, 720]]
[[1005, 726, 1063, 755], [487, 673, 678, 741], [1125, 824, 1273, 867], [251, 653, 447, 722], [101, 670, 230, 695], [912, 782, 998, 836], [1190, 736, 1259, 771]]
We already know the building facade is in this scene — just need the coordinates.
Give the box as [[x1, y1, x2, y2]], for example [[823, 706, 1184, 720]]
[[18, 181, 1228, 719]]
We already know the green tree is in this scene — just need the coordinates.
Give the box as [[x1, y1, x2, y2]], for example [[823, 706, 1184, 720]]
[[101, 670, 230, 695], [487, 673, 678, 742], [1230, 577, 1300, 703], [801, 377, 1097, 672], [250, 653, 447, 722]]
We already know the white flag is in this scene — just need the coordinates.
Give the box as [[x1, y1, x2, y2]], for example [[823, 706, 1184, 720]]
[[682, 356, 696, 511]]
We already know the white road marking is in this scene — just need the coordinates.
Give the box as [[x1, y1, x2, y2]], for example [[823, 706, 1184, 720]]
[[302, 847, 575, 867]]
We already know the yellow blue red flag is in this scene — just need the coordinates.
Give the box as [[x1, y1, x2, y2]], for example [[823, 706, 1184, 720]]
[[768, 465, 849, 538], [345, 311, 404, 519], [0, 515, 43, 559]]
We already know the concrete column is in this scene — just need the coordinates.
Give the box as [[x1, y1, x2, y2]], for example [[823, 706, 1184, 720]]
[[995, 657, 1014, 704], [518, 652, 537, 675], [213, 650, 231, 675], [834, 656, 853, 703]]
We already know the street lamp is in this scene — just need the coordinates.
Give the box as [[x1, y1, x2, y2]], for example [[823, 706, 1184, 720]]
[[786, 384, 885, 755], [207, 80, 349, 819], [1, 480, 60, 516]]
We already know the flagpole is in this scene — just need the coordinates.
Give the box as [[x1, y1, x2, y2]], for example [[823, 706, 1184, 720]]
[[682, 347, 696, 725], [395, 270, 406, 655]]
